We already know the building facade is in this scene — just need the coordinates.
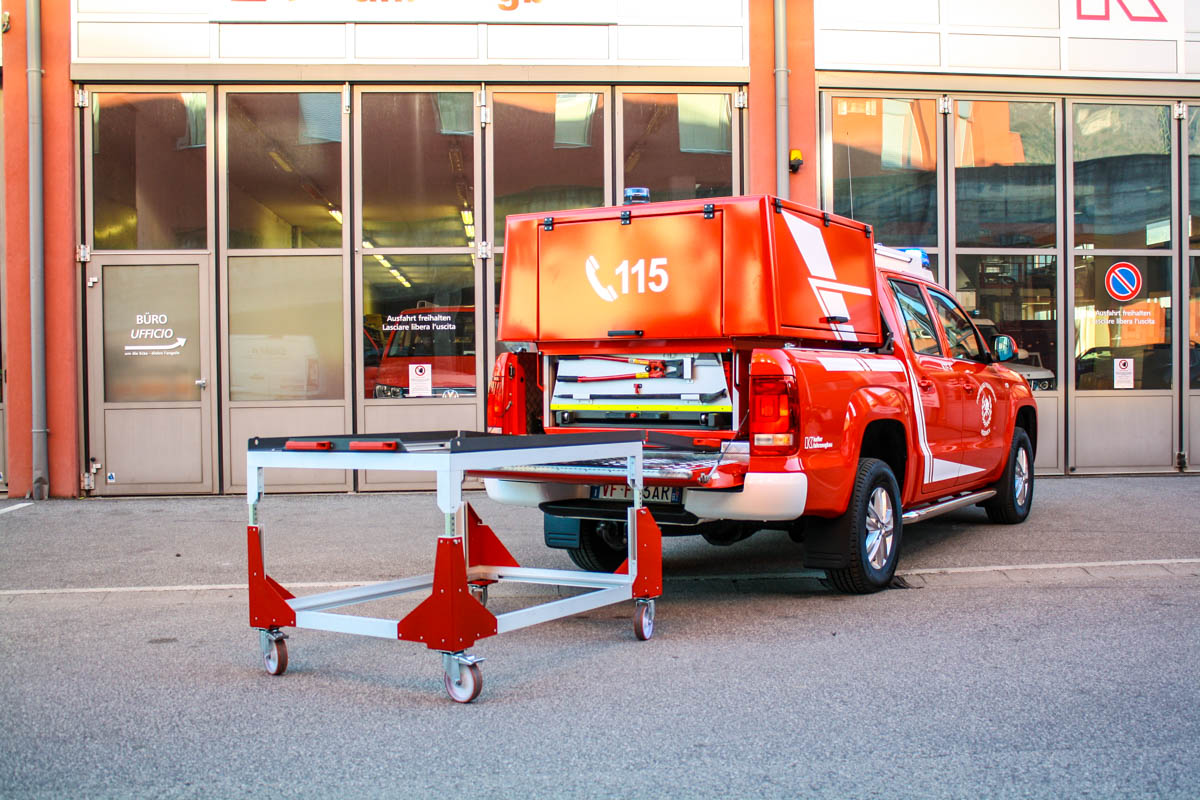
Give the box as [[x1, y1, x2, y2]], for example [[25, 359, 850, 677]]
[[2, 0, 1196, 498]]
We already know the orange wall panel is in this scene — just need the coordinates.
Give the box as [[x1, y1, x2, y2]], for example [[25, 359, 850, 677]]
[[747, 0, 817, 206], [3, 0, 79, 498]]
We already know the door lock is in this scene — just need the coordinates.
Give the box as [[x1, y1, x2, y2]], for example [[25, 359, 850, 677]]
[[195, 378, 207, 389]]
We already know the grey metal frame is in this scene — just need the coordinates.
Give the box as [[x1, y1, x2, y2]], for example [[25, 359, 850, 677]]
[[218, 85, 354, 493], [1182, 105, 1199, 473], [246, 435, 653, 698], [945, 94, 1066, 474], [1064, 97, 1181, 474], [81, 85, 219, 495]]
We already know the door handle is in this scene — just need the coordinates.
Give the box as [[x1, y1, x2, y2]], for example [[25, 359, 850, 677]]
[[962, 382, 976, 394], [918, 379, 933, 391], [195, 379, 207, 389]]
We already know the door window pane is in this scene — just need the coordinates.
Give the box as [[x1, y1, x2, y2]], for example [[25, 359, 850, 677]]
[[361, 92, 475, 249], [956, 255, 1058, 391], [227, 93, 343, 249], [1074, 255, 1172, 390], [103, 264, 201, 402], [832, 97, 938, 247], [890, 280, 943, 356], [623, 93, 733, 203], [362, 254, 476, 399], [229, 256, 344, 400], [955, 101, 1056, 248], [929, 291, 983, 360], [494, 92, 605, 249], [92, 93, 208, 250], [1073, 104, 1171, 250]]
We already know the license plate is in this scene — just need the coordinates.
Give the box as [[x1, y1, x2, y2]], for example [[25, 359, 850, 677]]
[[590, 484, 682, 503]]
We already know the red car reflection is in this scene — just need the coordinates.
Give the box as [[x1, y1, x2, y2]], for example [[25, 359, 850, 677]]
[[364, 307, 476, 399]]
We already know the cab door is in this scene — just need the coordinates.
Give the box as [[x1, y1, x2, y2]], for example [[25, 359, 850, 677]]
[[927, 289, 1011, 484], [889, 279, 963, 496]]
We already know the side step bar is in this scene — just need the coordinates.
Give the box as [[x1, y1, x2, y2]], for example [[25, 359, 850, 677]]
[[901, 489, 996, 525]]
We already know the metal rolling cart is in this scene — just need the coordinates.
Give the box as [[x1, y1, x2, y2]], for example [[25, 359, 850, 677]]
[[246, 430, 663, 703]]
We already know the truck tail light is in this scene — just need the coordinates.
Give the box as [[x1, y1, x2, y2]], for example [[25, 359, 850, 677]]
[[749, 376, 798, 456]]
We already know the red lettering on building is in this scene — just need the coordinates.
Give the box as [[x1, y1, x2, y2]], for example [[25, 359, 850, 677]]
[[1077, 0, 1167, 22]]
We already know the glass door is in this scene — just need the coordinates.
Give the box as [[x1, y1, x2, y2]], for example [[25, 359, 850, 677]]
[[948, 97, 1064, 473], [220, 87, 352, 492], [824, 94, 944, 278], [82, 88, 217, 495], [354, 87, 483, 489], [486, 86, 612, 367], [1067, 101, 1180, 472]]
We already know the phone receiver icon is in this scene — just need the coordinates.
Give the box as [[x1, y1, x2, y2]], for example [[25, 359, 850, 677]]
[[585, 255, 619, 302]]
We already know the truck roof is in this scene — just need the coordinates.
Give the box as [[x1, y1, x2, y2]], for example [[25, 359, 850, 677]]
[[499, 195, 884, 347]]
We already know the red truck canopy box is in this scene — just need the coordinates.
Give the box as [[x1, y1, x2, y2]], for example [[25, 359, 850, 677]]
[[499, 195, 881, 346]]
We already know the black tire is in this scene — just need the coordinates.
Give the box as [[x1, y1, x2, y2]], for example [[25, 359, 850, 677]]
[[824, 458, 903, 594], [567, 522, 627, 572], [984, 428, 1034, 524]]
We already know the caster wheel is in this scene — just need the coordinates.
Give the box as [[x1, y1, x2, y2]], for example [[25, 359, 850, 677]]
[[264, 638, 288, 676], [469, 584, 489, 607], [633, 602, 655, 641], [444, 663, 482, 703]]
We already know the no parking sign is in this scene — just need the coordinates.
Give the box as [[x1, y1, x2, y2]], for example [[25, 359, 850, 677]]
[[1105, 262, 1142, 302]]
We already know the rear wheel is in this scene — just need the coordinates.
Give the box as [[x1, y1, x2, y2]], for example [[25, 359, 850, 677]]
[[567, 521, 627, 572], [824, 458, 903, 594], [985, 428, 1034, 524]]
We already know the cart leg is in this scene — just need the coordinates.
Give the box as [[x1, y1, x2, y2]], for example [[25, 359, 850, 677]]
[[633, 599, 656, 641], [441, 651, 485, 703], [259, 628, 289, 676]]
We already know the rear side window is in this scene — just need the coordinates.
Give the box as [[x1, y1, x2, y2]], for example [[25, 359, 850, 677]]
[[890, 280, 943, 356], [928, 291, 983, 360]]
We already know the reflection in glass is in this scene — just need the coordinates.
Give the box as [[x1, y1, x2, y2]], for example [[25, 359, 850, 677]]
[[92, 93, 208, 250], [955, 101, 1056, 248], [494, 92, 605, 249], [103, 265, 201, 402], [1073, 104, 1171, 250], [1074, 255, 1172, 390], [229, 256, 344, 401], [226, 93, 343, 249], [362, 254, 476, 399], [361, 93, 475, 249], [832, 97, 938, 247], [956, 255, 1058, 391], [929, 292, 982, 360], [1191, 258, 1200, 389], [623, 93, 733, 203]]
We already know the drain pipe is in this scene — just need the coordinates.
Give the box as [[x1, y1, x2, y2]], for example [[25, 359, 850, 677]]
[[27, 0, 48, 500], [774, 0, 789, 199]]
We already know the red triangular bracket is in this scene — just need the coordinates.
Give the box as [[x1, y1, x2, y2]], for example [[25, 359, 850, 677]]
[[398, 535, 498, 651], [631, 508, 663, 599], [247, 525, 296, 629], [464, 502, 520, 587], [613, 509, 663, 598]]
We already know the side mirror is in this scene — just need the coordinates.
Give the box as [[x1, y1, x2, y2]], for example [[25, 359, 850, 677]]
[[992, 334, 1016, 362]]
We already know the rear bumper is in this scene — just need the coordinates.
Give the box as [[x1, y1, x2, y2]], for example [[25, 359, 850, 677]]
[[484, 471, 808, 522]]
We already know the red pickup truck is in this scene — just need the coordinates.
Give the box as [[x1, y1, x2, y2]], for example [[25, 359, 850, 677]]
[[484, 195, 1037, 593]]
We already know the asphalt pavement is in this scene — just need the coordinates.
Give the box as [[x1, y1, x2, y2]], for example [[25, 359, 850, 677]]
[[1, 474, 1198, 798]]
